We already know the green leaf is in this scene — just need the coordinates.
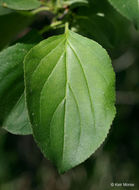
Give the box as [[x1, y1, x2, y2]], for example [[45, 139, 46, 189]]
[[63, 0, 88, 6], [0, 6, 13, 15], [0, 0, 41, 10], [24, 30, 116, 173], [108, 0, 139, 29], [3, 94, 32, 135], [0, 43, 34, 135], [73, 0, 132, 58], [53, 0, 88, 8]]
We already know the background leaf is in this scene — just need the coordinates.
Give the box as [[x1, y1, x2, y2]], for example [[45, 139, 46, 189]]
[[0, 6, 13, 15], [52, 0, 88, 8], [0, 43, 34, 135], [24, 30, 116, 173], [63, 0, 88, 6], [3, 94, 32, 135], [70, 0, 132, 58], [0, 0, 41, 10], [71, 15, 115, 50], [108, 0, 139, 30]]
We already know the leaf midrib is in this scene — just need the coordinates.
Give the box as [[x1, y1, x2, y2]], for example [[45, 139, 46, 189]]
[[38, 32, 98, 169]]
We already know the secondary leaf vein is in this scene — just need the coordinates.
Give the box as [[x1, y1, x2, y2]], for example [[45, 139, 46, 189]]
[[67, 41, 96, 130], [32, 39, 65, 77]]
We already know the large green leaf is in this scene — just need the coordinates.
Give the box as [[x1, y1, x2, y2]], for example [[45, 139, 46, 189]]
[[108, 0, 139, 29], [0, 43, 33, 135], [24, 29, 116, 173], [0, 0, 41, 10]]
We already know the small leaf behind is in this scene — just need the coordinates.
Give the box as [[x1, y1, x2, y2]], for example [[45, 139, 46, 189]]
[[0, 43, 34, 135], [0, 6, 13, 15], [3, 94, 32, 135], [0, 0, 41, 10], [108, 0, 139, 30]]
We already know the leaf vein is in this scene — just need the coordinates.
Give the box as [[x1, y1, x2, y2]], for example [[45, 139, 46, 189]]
[[68, 84, 82, 153], [32, 39, 65, 77], [68, 41, 96, 130], [39, 50, 66, 139], [40, 51, 65, 103], [61, 42, 68, 166]]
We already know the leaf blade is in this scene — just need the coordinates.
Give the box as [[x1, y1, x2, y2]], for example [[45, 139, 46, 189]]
[[24, 30, 116, 173], [0, 43, 34, 135], [3, 94, 32, 135], [0, 6, 13, 15]]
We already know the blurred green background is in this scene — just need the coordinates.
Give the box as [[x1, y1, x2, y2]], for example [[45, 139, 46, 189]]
[[0, 0, 139, 189]]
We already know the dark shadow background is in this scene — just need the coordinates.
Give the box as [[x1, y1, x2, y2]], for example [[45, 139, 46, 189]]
[[0, 0, 139, 189]]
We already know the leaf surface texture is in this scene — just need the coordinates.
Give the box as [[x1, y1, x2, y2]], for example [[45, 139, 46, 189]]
[[24, 30, 116, 172]]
